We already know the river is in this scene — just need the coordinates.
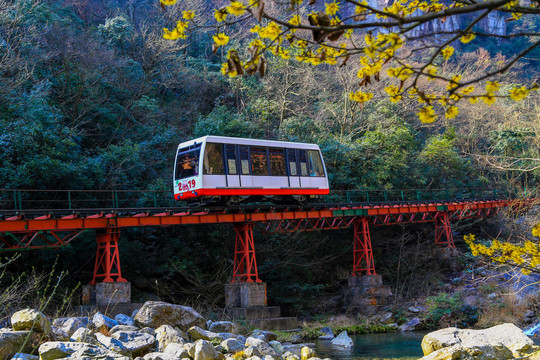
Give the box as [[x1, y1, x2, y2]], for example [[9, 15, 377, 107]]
[[315, 332, 540, 360]]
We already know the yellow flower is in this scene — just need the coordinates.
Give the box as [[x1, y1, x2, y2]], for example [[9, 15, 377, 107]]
[[445, 105, 459, 119], [512, 12, 522, 20], [532, 222, 540, 237], [468, 97, 478, 104], [461, 86, 474, 95], [482, 93, 496, 105], [325, 2, 340, 16], [349, 90, 374, 103], [509, 86, 529, 101], [215, 8, 228, 22], [447, 75, 461, 91], [289, 15, 301, 25], [344, 29, 353, 39], [213, 33, 230, 46], [227, 1, 245, 16], [486, 81, 500, 93], [460, 33, 475, 44], [441, 45, 454, 60], [418, 106, 436, 123], [182, 10, 195, 20], [160, 0, 176, 5], [163, 28, 183, 40]]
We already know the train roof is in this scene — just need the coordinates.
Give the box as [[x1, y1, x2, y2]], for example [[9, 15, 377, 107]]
[[177, 136, 321, 150]]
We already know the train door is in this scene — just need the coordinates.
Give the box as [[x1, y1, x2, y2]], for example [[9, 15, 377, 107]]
[[297, 149, 310, 187], [287, 149, 300, 188], [224, 144, 240, 187], [238, 145, 253, 187]]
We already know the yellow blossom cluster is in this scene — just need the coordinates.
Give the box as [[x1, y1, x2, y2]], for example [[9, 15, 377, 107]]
[[464, 233, 540, 275], [163, 20, 189, 40]]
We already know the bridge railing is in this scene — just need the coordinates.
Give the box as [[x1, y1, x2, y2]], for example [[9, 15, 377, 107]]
[[0, 187, 529, 212]]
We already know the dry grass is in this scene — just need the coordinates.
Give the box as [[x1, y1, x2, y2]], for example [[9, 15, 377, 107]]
[[476, 292, 531, 328]]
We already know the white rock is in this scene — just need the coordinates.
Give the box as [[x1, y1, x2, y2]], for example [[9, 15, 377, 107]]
[[11, 309, 50, 333], [93, 313, 118, 331], [245, 338, 279, 357], [111, 330, 156, 357], [11, 353, 39, 360], [115, 314, 136, 326], [38, 342, 101, 360], [95, 332, 131, 355], [209, 322, 238, 334], [221, 338, 245, 353], [194, 339, 220, 360], [163, 342, 190, 358], [143, 352, 180, 360], [134, 301, 205, 331], [330, 331, 353, 348], [52, 317, 87, 338], [0, 331, 40, 359], [318, 327, 334, 340], [155, 325, 186, 351], [70, 327, 100, 345], [268, 341, 284, 355]]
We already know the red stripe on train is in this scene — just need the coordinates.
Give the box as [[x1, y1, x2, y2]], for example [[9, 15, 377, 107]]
[[175, 188, 330, 200]]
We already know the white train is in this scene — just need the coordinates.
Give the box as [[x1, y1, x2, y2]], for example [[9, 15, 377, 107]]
[[173, 136, 329, 205]]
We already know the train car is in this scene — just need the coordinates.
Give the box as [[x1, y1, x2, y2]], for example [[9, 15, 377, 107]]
[[173, 136, 329, 205]]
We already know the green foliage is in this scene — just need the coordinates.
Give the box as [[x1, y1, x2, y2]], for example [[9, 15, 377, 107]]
[[424, 292, 478, 329]]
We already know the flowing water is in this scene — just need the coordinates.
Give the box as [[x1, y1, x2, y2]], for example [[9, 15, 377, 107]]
[[315, 332, 540, 360]]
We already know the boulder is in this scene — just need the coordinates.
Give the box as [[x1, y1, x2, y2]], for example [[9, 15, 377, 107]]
[[111, 331, 156, 357], [38, 342, 101, 360], [155, 325, 186, 351], [0, 331, 40, 360], [420, 344, 514, 360], [330, 331, 353, 348], [300, 347, 316, 360], [289, 335, 302, 344], [318, 327, 334, 340], [188, 326, 221, 341], [163, 343, 190, 358], [51, 317, 87, 339], [245, 346, 263, 358], [221, 338, 245, 353], [115, 314, 136, 327], [194, 339, 220, 360], [250, 330, 277, 342], [11, 309, 50, 333], [140, 327, 156, 337], [268, 341, 284, 355], [93, 313, 119, 331], [283, 345, 314, 357], [282, 351, 300, 360], [245, 337, 279, 357], [95, 332, 131, 356], [247, 357, 262, 360], [11, 353, 39, 360], [143, 352, 180, 360], [70, 327, 100, 345], [209, 322, 238, 334], [421, 323, 535, 358], [134, 301, 205, 331], [398, 317, 422, 332], [261, 356, 275, 360], [110, 325, 140, 334], [67, 346, 131, 360]]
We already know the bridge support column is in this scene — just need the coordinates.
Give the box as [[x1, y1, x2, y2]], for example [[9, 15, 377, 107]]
[[347, 218, 391, 313], [82, 228, 130, 305], [434, 212, 456, 248], [225, 223, 266, 309]]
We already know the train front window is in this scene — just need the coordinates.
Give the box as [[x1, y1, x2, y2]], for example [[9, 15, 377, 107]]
[[287, 149, 297, 176], [270, 148, 286, 176], [203, 143, 224, 175], [308, 150, 325, 176], [298, 150, 308, 176], [176, 146, 201, 180], [239, 146, 250, 175], [226, 144, 238, 175], [250, 147, 269, 176]]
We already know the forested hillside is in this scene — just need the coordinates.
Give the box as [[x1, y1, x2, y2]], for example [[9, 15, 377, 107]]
[[0, 0, 539, 314]]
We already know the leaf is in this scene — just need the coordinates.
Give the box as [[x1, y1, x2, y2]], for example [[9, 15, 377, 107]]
[[258, 56, 267, 77], [212, 43, 218, 54], [308, 12, 331, 42], [254, 1, 265, 22], [228, 50, 244, 75]]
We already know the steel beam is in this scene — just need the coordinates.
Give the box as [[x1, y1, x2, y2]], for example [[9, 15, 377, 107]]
[[352, 217, 377, 276], [91, 228, 127, 284], [231, 223, 261, 283]]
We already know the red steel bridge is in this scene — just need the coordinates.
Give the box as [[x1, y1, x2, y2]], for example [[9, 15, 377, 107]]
[[0, 188, 535, 285]]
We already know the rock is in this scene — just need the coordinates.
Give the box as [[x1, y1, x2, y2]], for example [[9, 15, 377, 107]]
[[0, 331, 40, 360], [269, 341, 284, 355], [420, 344, 514, 360], [111, 331, 156, 357], [93, 313, 119, 331], [189, 326, 221, 341], [250, 330, 277, 342], [379, 312, 394, 324], [408, 306, 422, 313], [143, 352, 179, 360], [186, 342, 196, 358], [115, 314, 136, 327], [318, 327, 334, 340], [387, 323, 399, 330], [221, 338, 245, 353], [421, 323, 535, 358], [289, 335, 302, 344], [155, 325, 186, 351], [300, 347, 316, 360], [247, 357, 262, 360], [11, 353, 39, 360], [70, 327, 100, 345], [330, 331, 353, 348], [11, 309, 51, 333], [398, 317, 421, 332], [140, 327, 156, 337], [282, 351, 300, 360], [52, 317, 88, 338], [111, 325, 140, 334], [38, 342, 101, 360], [245, 346, 263, 358], [194, 339, 220, 360], [68, 345, 130, 360], [134, 301, 205, 331], [245, 337, 279, 357], [95, 332, 131, 356], [163, 343, 190, 358], [131, 310, 139, 319], [261, 356, 275, 360], [209, 322, 238, 334]]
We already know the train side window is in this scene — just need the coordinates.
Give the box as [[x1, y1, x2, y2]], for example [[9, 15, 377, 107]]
[[250, 147, 269, 176], [225, 144, 238, 175], [308, 150, 325, 177], [239, 146, 250, 175], [298, 150, 308, 176], [203, 143, 224, 175], [287, 149, 297, 176], [269, 148, 286, 176]]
